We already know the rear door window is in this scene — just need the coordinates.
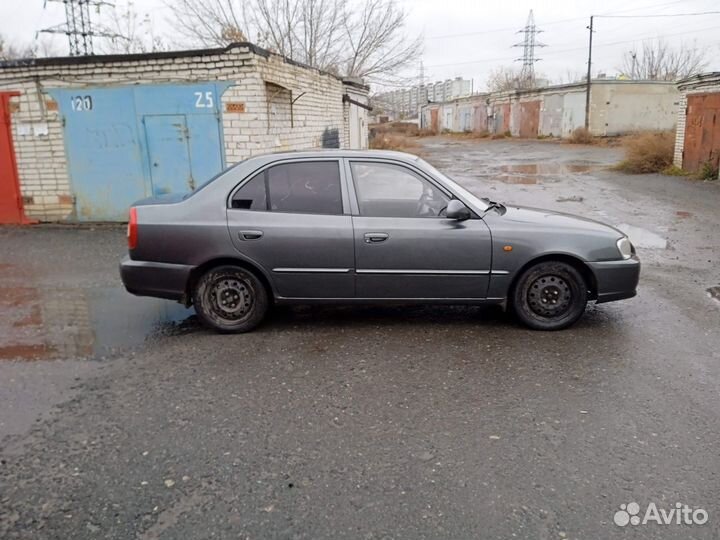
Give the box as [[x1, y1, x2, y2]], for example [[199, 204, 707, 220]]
[[230, 172, 266, 210], [231, 161, 342, 215]]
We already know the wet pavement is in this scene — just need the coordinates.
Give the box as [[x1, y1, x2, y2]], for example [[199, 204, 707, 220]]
[[1, 138, 720, 539]]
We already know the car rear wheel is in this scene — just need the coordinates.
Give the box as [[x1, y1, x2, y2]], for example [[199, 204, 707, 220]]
[[192, 265, 269, 333], [511, 261, 587, 330]]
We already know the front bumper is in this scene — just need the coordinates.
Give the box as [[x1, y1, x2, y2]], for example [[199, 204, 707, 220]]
[[587, 256, 641, 303], [119, 256, 194, 302]]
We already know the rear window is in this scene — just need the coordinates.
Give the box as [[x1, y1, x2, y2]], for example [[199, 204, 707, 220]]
[[231, 172, 266, 210], [183, 160, 245, 200], [231, 161, 342, 215]]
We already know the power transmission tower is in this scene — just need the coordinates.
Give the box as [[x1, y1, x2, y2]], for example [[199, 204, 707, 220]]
[[40, 0, 121, 56], [513, 10, 546, 88]]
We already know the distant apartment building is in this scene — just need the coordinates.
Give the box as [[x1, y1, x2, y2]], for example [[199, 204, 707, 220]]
[[373, 77, 472, 120]]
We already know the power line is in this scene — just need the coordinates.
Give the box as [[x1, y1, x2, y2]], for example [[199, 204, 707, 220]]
[[597, 10, 720, 18], [424, 22, 719, 69], [424, 0, 701, 40]]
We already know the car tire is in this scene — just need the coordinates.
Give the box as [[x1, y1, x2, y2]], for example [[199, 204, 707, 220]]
[[511, 261, 588, 331], [192, 265, 269, 333]]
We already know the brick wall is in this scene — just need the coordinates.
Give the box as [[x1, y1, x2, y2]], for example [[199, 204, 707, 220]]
[[0, 44, 363, 221]]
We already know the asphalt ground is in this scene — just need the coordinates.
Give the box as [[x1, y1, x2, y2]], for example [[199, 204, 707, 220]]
[[1, 138, 719, 539]]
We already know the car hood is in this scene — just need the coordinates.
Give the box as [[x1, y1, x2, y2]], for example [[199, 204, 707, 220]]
[[497, 204, 625, 237]]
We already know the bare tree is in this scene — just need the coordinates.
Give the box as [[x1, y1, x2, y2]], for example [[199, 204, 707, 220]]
[[98, 1, 169, 54], [171, 0, 248, 48], [35, 37, 62, 58], [555, 69, 585, 85], [0, 34, 35, 60], [486, 66, 546, 92], [486, 66, 520, 92], [168, 0, 421, 83], [620, 39, 708, 81], [341, 0, 421, 82]]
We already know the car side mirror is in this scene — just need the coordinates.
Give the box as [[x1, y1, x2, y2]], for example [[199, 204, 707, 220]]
[[446, 199, 471, 221]]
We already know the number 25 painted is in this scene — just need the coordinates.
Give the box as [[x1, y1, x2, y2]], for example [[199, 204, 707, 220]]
[[194, 91, 214, 108]]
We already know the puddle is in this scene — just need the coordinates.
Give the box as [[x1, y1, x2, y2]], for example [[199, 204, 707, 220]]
[[496, 175, 539, 184], [0, 282, 195, 361], [493, 162, 595, 184], [615, 223, 667, 249]]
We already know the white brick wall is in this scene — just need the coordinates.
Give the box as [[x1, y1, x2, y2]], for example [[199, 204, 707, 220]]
[[673, 92, 688, 167], [0, 44, 367, 221]]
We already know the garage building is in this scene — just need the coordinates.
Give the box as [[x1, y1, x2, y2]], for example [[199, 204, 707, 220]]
[[673, 72, 720, 177], [0, 43, 369, 222]]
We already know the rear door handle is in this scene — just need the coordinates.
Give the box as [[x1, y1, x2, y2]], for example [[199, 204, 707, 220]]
[[364, 232, 389, 243], [239, 230, 263, 241]]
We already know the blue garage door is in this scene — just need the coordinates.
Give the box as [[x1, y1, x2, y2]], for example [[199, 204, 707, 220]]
[[49, 83, 230, 221], [143, 115, 193, 194]]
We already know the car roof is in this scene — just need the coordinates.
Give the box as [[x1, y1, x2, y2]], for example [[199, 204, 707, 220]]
[[246, 149, 422, 164]]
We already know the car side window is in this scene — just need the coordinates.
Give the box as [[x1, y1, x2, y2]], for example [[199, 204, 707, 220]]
[[231, 171, 267, 210], [231, 161, 342, 215], [350, 161, 450, 218]]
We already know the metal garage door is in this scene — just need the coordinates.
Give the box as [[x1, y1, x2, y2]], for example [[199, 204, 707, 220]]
[[683, 93, 720, 173], [0, 92, 27, 224], [49, 82, 230, 221], [519, 100, 541, 138]]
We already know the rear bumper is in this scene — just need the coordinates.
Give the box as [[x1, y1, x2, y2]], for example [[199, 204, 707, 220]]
[[119, 256, 193, 302], [587, 257, 641, 304]]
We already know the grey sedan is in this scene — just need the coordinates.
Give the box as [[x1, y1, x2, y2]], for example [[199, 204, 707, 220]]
[[120, 150, 639, 332]]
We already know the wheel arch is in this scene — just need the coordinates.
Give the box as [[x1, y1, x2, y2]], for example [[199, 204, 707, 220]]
[[184, 257, 275, 306], [508, 253, 598, 301]]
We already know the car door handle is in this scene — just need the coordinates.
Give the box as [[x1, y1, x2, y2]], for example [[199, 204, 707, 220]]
[[364, 232, 389, 243], [239, 230, 263, 241]]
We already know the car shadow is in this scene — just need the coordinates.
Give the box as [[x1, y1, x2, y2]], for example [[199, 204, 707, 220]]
[[260, 303, 509, 331], [255, 301, 626, 333]]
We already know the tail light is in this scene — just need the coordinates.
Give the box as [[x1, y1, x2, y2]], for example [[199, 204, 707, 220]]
[[127, 207, 138, 250]]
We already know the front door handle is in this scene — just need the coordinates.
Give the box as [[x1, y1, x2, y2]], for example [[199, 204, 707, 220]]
[[239, 230, 263, 241], [364, 232, 389, 243]]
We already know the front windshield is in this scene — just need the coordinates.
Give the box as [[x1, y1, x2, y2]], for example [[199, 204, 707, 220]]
[[416, 158, 490, 211]]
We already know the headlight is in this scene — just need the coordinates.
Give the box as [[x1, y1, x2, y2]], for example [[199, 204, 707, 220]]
[[616, 237, 633, 259]]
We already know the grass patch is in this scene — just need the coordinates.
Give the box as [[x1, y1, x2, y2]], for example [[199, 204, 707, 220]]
[[697, 160, 719, 180], [661, 164, 690, 176], [445, 130, 490, 139], [614, 130, 674, 173], [370, 122, 419, 136], [369, 133, 419, 151], [568, 127, 594, 144]]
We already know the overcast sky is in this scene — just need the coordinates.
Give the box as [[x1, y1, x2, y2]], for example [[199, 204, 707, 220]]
[[1, 0, 719, 90]]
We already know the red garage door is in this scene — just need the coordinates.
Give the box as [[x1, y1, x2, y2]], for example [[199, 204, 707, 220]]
[[0, 92, 27, 224], [519, 100, 541, 138], [684, 93, 720, 173]]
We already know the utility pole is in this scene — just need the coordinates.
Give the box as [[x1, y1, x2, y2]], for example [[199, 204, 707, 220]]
[[40, 0, 123, 56], [513, 10, 546, 88], [584, 15, 594, 130]]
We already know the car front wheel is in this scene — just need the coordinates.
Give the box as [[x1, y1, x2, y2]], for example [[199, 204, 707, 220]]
[[511, 261, 588, 330], [192, 265, 269, 333]]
